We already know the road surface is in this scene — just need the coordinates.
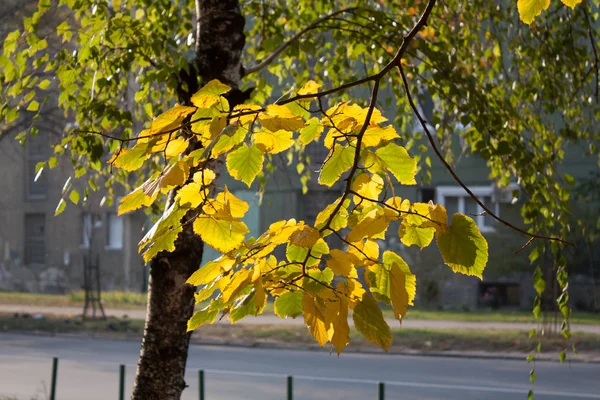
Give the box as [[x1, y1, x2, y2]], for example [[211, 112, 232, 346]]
[[2, 304, 600, 333], [0, 333, 598, 400]]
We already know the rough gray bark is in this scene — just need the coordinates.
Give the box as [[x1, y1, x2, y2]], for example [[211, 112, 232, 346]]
[[131, 1, 246, 399]]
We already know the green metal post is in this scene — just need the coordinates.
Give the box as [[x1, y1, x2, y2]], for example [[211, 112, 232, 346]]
[[119, 364, 125, 400], [199, 370, 205, 400], [287, 376, 293, 400], [49, 357, 58, 400], [378, 382, 385, 400]]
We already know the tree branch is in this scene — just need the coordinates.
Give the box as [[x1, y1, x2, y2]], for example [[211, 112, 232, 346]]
[[244, 7, 358, 77], [397, 64, 575, 248]]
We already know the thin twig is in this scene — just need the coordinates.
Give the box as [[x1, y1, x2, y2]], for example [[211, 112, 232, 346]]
[[244, 8, 358, 76]]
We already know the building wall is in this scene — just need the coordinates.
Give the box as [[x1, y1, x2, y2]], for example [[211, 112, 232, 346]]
[[0, 133, 146, 293]]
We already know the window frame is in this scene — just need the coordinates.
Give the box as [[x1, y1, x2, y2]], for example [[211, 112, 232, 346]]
[[435, 186, 499, 233], [105, 212, 124, 250]]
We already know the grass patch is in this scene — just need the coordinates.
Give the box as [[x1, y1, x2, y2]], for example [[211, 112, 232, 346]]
[[1, 291, 599, 325], [2, 312, 598, 356], [0, 290, 147, 309], [384, 308, 600, 325]]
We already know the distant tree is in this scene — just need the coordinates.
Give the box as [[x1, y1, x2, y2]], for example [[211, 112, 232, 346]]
[[1, 0, 596, 399]]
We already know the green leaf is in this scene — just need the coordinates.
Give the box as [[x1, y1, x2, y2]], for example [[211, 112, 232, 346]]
[[39, 79, 51, 90], [54, 199, 66, 216], [47, 156, 58, 169], [559, 351, 566, 362], [374, 143, 416, 185], [187, 306, 219, 331], [69, 189, 80, 205], [27, 100, 39, 112], [226, 144, 264, 187], [274, 291, 303, 319], [111, 142, 150, 171], [230, 291, 265, 323], [299, 117, 323, 145], [399, 224, 435, 249], [318, 145, 354, 187], [436, 214, 488, 278], [353, 293, 392, 351]]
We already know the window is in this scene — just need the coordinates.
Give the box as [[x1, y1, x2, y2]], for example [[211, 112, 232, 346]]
[[419, 187, 436, 203], [435, 186, 499, 232], [82, 214, 93, 248], [25, 134, 49, 199], [24, 213, 46, 264], [106, 213, 123, 249]]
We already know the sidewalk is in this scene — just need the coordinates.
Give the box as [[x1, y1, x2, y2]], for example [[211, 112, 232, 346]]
[[2, 303, 599, 333]]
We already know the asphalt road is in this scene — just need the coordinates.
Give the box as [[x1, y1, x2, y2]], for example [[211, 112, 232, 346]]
[[0, 333, 598, 400]]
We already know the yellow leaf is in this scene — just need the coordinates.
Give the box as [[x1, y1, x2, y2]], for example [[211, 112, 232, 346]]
[[389, 262, 409, 321], [561, 0, 582, 7], [258, 219, 301, 245], [352, 173, 384, 202], [362, 125, 399, 147], [141, 104, 197, 137], [164, 137, 189, 157], [326, 249, 357, 278], [314, 198, 349, 231], [221, 268, 252, 302], [111, 142, 151, 171], [158, 161, 190, 191], [259, 104, 305, 132], [192, 169, 216, 186], [297, 80, 322, 97], [193, 214, 249, 253], [214, 187, 249, 218], [119, 186, 155, 215], [187, 257, 235, 286], [339, 279, 366, 308], [191, 79, 231, 108], [347, 207, 394, 243], [176, 182, 208, 208], [254, 129, 294, 154], [383, 251, 416, 307], [303, 293, 328, 347], [325, 289, 349, 356], [517, 0, 550, 24], [324, 103, 387, 134], [254, 277, 267, 309], [232, 104, 263, 125], [289, 225, 320, 247], [347, 239, 379, 266], [226, 144, 264, 187]]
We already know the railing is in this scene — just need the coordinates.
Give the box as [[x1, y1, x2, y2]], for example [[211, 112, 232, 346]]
[[46, 357, 389, 400]]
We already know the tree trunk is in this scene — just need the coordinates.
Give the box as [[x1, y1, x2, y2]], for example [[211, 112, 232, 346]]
[[131, 1, 246, 399]]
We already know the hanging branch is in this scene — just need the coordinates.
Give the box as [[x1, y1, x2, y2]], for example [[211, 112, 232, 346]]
[[397, 64, 575, 248]]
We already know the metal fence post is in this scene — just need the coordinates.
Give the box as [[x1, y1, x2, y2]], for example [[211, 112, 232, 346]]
[[287, 376, 293, 400], [378, 382, 385, 400], [199, 370, 205, 400], [49, 357, 58, 400], [119, 364, 125, 400]]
